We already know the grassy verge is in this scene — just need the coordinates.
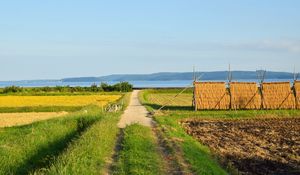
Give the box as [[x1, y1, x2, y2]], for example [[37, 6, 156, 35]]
[[35, 112, 121, 174], [113, 124, 164, 175], [32, 92, 131, 174], [155, 115, 229, 174], [0, 106, 82, 113], [0, 106, 101, 174]]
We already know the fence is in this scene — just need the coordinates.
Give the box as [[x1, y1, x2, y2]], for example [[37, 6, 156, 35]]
[[194, 81, 298, 110], [194, 82, 230, 110], [230, 82, 261, 109]]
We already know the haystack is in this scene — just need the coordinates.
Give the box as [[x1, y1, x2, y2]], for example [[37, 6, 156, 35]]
[[194, 82, 230, 110], [230, 82, 261, 109], [262, 82, 295, 109]]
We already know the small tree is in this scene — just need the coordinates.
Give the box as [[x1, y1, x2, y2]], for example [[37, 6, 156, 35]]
[[101, 82, 113, 92], [90, 83, 99, 92], [3, 86, 23, 93], [41, 86, 51, 92]]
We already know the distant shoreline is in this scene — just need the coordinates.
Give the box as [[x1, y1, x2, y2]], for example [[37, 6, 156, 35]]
[[0, 79, 295, 88]]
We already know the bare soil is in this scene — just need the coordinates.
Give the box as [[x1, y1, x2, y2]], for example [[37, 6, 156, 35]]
[[181, 118, 300, 175]]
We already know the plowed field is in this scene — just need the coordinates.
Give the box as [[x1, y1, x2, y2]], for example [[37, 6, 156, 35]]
[[181, 118, 300, 175]]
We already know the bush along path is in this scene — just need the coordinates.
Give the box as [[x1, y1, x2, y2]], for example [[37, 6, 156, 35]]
[[111, 90, 191, 175]]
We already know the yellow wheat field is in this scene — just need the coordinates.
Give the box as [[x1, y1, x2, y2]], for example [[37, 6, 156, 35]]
[[0, 112, 68, 128], [0, 95, 121, 107]]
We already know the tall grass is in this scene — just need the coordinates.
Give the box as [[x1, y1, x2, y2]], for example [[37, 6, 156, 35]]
[[33, 92, 131, 174], [0, 106, 101, 174], [113, 124, 164, 175], [35, 112, 121, 174]]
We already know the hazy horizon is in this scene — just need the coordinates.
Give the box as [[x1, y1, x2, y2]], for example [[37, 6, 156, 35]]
[[1, 0, 300, 81], [0, 70, 297, 82]]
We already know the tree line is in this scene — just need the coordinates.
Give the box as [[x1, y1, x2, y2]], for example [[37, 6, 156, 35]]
[[1, 82, 133, 94]]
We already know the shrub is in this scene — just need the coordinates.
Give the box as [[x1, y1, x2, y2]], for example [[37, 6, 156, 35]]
[[114, 82, 133, 92], [100, 83, 113, 92], [2, 86, 23, 93], [90, 83, 100, 92], [41, 86, 52, 92], [101, 82, 133, 92]]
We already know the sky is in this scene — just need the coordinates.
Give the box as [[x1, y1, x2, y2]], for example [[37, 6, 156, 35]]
[[0, 0, 300, 81]]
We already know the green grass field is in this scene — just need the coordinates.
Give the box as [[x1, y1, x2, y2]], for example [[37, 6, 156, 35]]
[[34, 110, 122, 174], [0, 106, 101, 174], [0, 93, 130, 175], [113, 124, 164, 175]]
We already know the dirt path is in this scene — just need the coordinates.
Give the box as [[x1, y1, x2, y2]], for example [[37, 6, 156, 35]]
[[118, 90, 153, 128], [107, 91, 153, 173], [115, 90, 188, 174]]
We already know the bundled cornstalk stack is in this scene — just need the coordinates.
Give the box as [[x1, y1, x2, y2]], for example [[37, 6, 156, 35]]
[[194, 82, 230, 110], [230, 82, 261, 109], [262, 82, 295, 109], [295, 81, 300, 109]]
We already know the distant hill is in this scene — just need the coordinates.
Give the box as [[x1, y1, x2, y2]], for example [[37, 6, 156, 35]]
[[62, 71, 295, 82]]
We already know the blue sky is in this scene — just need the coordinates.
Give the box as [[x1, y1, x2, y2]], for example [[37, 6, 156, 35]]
[[1, 0, 300, 80]]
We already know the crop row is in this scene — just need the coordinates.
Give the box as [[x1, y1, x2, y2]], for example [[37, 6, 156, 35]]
[[0, 95, 121, 108]]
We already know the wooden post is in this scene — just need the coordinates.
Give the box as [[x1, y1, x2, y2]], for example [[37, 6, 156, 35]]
[[293, 70, 299, 109], [192, 66, 195, 108], [293, 81, 298, 109], [259, 82, 264, 109], [194, 81, 197, 111], [228, 84, 232, 110], [228, 64, 232, 110], [256, 70, 266, 109]]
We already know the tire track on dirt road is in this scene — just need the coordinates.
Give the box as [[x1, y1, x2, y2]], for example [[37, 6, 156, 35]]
[[108, 90, 189, 174]]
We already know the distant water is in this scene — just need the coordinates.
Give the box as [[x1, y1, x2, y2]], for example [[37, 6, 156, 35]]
[[0, 79, 295, 88]]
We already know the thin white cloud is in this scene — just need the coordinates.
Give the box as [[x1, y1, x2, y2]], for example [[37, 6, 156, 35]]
[[224, 39, 300, 54], [259, 39, 300, 53]]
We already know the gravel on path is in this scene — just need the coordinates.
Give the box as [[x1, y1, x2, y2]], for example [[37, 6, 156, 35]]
[[118, 90, 153, 128]]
